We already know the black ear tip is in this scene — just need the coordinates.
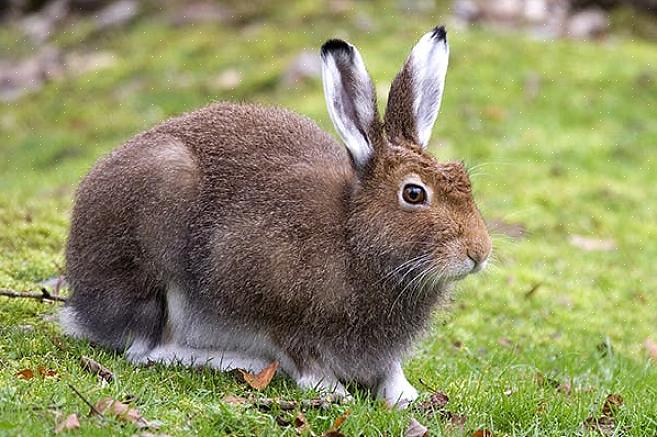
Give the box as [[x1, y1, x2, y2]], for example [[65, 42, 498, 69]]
[[321, 39, 353, 58], [431, 25, 447, 41]]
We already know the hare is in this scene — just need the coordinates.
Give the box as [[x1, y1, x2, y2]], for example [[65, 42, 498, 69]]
[[60, 25, 492, 407]]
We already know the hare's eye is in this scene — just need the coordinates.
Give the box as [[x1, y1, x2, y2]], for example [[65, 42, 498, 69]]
[[402, 184, 426, 205]]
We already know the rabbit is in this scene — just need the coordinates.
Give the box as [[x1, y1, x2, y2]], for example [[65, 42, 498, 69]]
[[60, 25, 492, 407]]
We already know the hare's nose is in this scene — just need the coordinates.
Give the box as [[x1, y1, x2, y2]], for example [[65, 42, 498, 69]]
[[467, 250, 489, 273]]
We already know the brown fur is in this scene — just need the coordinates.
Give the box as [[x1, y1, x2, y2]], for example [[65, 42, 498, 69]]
[[63, 31, 491, 390]]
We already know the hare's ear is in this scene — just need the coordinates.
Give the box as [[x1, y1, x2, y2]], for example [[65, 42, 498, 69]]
[[321, 39, 381, 169], [384, 26, 449, 149]]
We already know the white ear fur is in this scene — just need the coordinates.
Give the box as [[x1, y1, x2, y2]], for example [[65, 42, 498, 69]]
[[408, 26, 449, 148], [320, 39, 378, 168]]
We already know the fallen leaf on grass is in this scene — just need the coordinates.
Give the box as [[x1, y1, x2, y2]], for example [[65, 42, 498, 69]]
[[417, 390, 449, 413], [415, 389, 467, 429], [80, 356, 113, 382], [94, 397, 159, 429], [568, 235, 616, 252], [601, 394, 623, 417], [294, 412, 311, 434], [581, 393, 624, 436], [16, 369, 34, 380], [644, 338, 657, 361], [472, 429, 494, 437], [38, 366, 57, 378], [321, 410, 351, 437], [54, 413, 80, 433], [239, 361, 279, 390], [404, 417, 428, 437], [223, 395, 248, 405], [582, 415, 616, 436], [449, 414, 467, 428]]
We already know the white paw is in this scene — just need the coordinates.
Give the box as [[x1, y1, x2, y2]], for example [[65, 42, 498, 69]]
[[297, 372, 351, 401], [376, 363, 419, 408], [378, 379, 418, 408]]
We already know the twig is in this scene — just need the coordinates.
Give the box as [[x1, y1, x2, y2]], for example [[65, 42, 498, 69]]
[[255, 397, 336, 411], [418, 378, 439, 393], [0, 288, 67, 302], [66, 383, 105, 419], [524, 282, 543, 299]]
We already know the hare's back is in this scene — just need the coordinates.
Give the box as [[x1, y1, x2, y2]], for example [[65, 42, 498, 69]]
[[152, 102, 350, 174]]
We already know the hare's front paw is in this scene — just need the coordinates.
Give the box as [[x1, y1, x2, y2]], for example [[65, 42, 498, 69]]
[[376, 362, 418, 408], [297, 371, 352, 403]]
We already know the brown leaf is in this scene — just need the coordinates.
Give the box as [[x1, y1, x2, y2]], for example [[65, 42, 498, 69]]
[[94, 397, 158, 429], [404, 417, 428, 437], [16, 369, 34, 380], [240, 361, 279, 390], [80, 356, 113, 382], [38, 366, 57, 378], [601, 394, 623, 417], [54, 413, 80, 433], [294, 412, 311, 433], [568, 235, 616, 252], [223, 395, 248, 405], [582, 415, 616, 436], [321, 410, 351, 437], [472, 429, 494, 437], [644, 338, 657, 362], [417, 390, 449, 414], [330, 410, 350, 430], [448, 413, 467, 428], [498, 337, 513, 348]]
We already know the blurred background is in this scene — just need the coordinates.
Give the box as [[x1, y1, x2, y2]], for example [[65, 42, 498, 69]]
[[1, 1, 657, 433]]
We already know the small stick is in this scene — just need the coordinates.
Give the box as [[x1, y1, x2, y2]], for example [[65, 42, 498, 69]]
[[66, 383, 105, 419], [0, 288, 67, 302], [418, 378, 439, 393]]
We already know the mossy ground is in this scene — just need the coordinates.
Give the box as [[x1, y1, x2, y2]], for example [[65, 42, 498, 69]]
[[1, 2, 656, 435]]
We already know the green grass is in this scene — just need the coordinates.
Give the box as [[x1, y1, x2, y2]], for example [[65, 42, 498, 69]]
[[2, 1, 657, 435]]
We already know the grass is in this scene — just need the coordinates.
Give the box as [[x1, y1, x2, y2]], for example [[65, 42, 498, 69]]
[[1, 1, 657, 435]]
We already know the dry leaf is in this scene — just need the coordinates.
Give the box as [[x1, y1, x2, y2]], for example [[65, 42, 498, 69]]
[[239, 361, 279, 390], [38, 366, 57, 378], [294, 412, 311, 433], [644, 338, 657, 361], [601, 394, 623, 417], [94, 397, 158, 429], [582, 415, 616, 436], [321, 410, 351, 437], [417, 390, 449, 414], [498, 337, 513, 348], [16, 369, 34, 380], [404, 418, 428, 437], [223, 395, 248, 405], [80, 356, 113, 382], [448, 413, 467, 428], [54, 413, 80, 433], [569, 235, 616, 252], [472, 429, 494, 437]]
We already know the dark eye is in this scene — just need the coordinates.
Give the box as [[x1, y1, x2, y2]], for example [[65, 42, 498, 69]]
[[402, 184, 426, 205]]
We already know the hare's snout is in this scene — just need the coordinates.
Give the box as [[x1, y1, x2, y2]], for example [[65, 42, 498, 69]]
[[440, 231, 492, 281]]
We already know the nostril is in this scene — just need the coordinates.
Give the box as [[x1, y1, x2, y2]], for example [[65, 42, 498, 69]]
[[467, 252, 480, 266]]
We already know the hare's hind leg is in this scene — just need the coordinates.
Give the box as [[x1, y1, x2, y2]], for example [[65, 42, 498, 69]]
[[125, 341, 270, 372], [59, 271, 167, 352]]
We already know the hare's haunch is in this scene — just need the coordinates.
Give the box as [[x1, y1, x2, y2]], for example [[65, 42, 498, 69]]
[[61, 26, 491, 408]]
